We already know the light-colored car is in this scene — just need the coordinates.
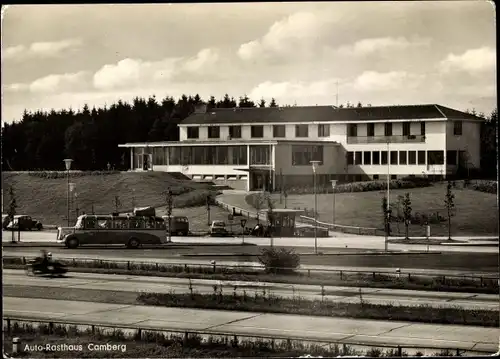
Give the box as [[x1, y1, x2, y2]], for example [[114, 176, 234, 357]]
[[210, 220, 227, 236]]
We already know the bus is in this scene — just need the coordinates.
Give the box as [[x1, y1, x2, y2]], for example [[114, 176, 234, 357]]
[[57, 214, 168, 249]]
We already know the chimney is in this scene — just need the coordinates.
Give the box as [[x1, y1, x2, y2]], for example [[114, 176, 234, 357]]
[[194, 104, 207, 114]]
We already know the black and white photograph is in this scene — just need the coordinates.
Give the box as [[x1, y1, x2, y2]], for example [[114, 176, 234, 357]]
[[1, 1, 498, 358]]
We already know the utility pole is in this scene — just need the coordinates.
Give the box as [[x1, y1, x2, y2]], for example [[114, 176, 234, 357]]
[[336, 80, 339, 107], [166, 188, 173, 242]]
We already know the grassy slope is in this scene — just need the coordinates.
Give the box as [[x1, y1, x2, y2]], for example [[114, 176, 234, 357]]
[[267, 183, 498, 236], [1, 172, 216, 227]]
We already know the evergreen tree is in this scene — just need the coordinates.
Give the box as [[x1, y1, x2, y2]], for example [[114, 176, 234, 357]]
[[269, 98, 278, 107]]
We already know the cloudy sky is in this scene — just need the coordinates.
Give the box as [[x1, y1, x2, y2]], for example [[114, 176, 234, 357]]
[[1, 2, 496, 123]]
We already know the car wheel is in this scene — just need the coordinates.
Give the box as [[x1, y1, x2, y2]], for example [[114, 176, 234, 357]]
[[66, 237, 79, 249], [127, 237, 140, 249]]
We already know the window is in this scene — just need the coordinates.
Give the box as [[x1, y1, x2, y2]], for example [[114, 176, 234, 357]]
[[130, 218, 145, 229], [403, 122, 411, 136], [229, 126, 241, 139], [418, 150, 426, 165], [229, 146, 247, 165], [384, 123, 392, 136], [250, 146, 270, 165], [399, 151, 407, 165], [367, 123, 375, 137], [273, 125, 286, 138], [373, 174, 379, 180], [318, 124, 330, 137], [97, 218, 111, 229], [181, 147, 192, 165], [355, 151, 362, 165], [251, 125, 264, 138], [112, 218, 129, 229], [84, 216, 97, 229], [347, 152, 354, 165], [408, 151, 416, 165], [292, 145, 323, 165], [381, 151, 388, 165], [295, 124, 309, 137], [348, 124, 357, 137], [216, 147, 229, 164], [153, 147, 166, 165], [208, 126, 220, 139], [187, 127, 199, 139], [391, 175, 397, 180], [372, 151, 380, 165], [447, 150, 457, 165], [390, 151, 398, 165], [169, 147, 181, 165], [453, 121, 463, 136], [428, 150, 444, 165], [363, 151, 371, 165], [420, 122, 426, 136]]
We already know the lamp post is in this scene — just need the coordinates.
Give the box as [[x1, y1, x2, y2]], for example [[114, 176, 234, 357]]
[[330, 180, 337, 226], [63, 159, 73, 226], [310, 160, 320, 254], [385, 142, 391, 252]]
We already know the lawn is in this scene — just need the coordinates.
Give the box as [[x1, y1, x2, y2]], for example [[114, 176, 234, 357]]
[[1, 172, 217, 227], [262, 183, 498, 237]]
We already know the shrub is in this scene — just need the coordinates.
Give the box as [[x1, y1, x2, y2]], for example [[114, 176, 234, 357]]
[[257, 247, 300, 274], [28, 170, 121, 179], [470, 180, 497, 194], [174, 190, 222, 208]]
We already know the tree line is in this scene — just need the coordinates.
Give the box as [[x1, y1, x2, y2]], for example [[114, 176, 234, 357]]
[[1, 93, 497, 178]]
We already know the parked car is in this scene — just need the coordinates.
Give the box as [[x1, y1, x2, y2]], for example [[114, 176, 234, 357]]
[[162, 215, 190, 236], [2, 214, 10, 229], [210, 220, 228, 236], [6, 215, 43, 231]]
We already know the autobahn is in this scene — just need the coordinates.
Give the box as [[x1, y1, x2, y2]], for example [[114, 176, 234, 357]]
[[4, 247, 500, 274], [3, 296, 498, 354], [3, 269, 498, 310]]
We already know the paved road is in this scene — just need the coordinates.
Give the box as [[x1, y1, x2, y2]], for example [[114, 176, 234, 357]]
[[3, 296, 498, 353], [4, 269, 498, 310], [2, 231, 498, 253], [5, 249, 499, 277]]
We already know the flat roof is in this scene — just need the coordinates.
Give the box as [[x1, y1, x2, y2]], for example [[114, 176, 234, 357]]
[[258, 208, 305, 213], [118, 139, 339, 148]]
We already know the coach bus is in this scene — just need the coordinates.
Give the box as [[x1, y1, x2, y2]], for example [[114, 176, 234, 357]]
[[56, 214, 168, 249]]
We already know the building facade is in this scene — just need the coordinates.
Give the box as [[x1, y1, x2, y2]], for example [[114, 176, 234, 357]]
[[118, 104, 483, 191]]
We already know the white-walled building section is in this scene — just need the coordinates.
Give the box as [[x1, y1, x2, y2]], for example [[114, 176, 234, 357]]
[[118, 104, 484, 190]]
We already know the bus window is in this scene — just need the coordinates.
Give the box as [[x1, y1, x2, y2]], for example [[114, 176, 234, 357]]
[[155, 219, 166, 229], [84, 217, 97, 229], [145, 218, 156, 229], [97, 219, 110, 229], [113, 218, 128, 229], [130, 218, 145, 229]]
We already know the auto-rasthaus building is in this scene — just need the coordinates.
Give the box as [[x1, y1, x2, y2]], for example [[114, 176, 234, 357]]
[[118, 103, 483, 191]]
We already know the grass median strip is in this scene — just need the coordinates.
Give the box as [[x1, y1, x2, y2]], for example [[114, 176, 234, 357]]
[[4, 284, 498, 327], [5, 257, 498, 294], [3, 322, 466, 358]]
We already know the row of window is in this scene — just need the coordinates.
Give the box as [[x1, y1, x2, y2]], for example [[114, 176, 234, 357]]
[[77, 216, 166, 230], [347, 150, 466, 166], [346, 150, 463, 166], [187, 120, 464, 140], [187, 124, 331, 139], [348, 122, 426, 137], [292, 145, 324, 166]]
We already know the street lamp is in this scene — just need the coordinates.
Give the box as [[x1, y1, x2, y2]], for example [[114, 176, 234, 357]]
[[310, 160, 320, 254], [330, 180, 337, 227], [63, 159, 73, 226]]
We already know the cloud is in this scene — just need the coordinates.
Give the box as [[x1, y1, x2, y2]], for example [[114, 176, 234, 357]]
[[3, 39, 82, 60], [249, 79, 339, 102], [181, 48, 219, 73], [439, 47, 496, 73], [3, 71, 90, 94], [353, 71, 425, 92], [93, 57, 180, 90], [237, 11, 331, 61], [337, 36, 431, 56]]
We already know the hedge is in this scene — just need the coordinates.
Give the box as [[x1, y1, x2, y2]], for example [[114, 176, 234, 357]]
[[470, 180, 497, 194], [27, 170, 121, 179]]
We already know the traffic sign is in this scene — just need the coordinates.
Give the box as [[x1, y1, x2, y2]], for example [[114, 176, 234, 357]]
[[240, 219, 247, 228]]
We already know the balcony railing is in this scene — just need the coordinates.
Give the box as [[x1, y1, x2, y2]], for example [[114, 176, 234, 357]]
[[347, 135, 425, 144]]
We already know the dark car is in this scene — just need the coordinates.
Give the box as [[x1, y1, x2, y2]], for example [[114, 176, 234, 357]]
[[6, 215, 43, 231], [163, 215, 190, 236]]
